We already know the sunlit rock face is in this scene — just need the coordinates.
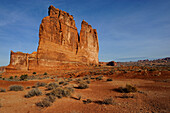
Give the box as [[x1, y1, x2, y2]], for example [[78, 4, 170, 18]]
[[6, 5, 99, 72]]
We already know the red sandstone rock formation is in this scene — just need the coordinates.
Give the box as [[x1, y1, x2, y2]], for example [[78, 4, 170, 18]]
[[6, 5, 99, 72]]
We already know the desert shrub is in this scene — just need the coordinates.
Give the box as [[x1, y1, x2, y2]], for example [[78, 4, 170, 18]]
[[0, 103, 2, 107], [83, 76, 89, 80], [25, 88, 42, 98], [44, 72, 47, 75], [46, 82, 59, 90], [59, 81, 64, 84], [77, 94, 82, 100], [78, 82, 89, 89], [76, 78, 83, 83], [9, 76, 13, 80], [36, 98, 51, 108], [20, 74, 28, 81], [9, 85, 24, 91], [119, 94, 135, 98], [107, 78, 113, 81], [117, 84, 137, 93], [63, 82, 69, 86], [86, 80, 91, 84], [65, 87, 74, 93], [47, 95, 56, 103], [33, 72, 36, 74], [96, 75, 103, 80], [90, 77, 95, 79], [103, 97, 115, 105], [0, 88, 6, 92], [26, 86, 31, 89], [32, 85, 37, 88], [67, 78, 72, 82], [36, 82, 47, 87], [50, 87, 73, 98], [83, 99, 92, 104]]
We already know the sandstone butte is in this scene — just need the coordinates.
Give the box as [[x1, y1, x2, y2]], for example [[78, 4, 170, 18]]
[[5, 5, 99, 73]]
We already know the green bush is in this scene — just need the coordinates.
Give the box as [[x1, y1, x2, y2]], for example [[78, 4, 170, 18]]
[[33, 72, 36, 74], [20, 74, 28, 80], [9, 85, 24, 91], [9, 76, 13, 79], [44, 72, 47, 75], [25, 88, 42, 98]]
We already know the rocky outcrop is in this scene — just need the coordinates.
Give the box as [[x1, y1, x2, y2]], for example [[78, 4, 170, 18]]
[[6, 5, 99, 72], [79, 20, 99, 65]]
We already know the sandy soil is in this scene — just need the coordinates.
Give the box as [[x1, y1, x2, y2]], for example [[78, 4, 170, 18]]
[[0, 68, 170, 113]]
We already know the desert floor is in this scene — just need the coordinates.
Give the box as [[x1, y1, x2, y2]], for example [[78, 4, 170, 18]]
[[0, 67, 170, 113]]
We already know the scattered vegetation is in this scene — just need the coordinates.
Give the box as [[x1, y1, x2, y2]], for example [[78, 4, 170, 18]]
[[25, 88, 42, 98], [49, 87, 74, 98], [9, 85, 24, 91], [44, 72, 48, 75], [36, 97, 52, 107], [20, 74, 28, 81], [86, 80, 91, 84], [83, 99, 92, 104], [63, 82, 69, 86], [26, 86, 31, 89], [0, 88, 6, 92], [36, 82, 47, 87], [36, 95, 56, 107], [9, 76, 13, 80], [116, 84, 137, 93], [77, 82, 89, 89], [96, 75, 103, 80], [77, 94, 82, 100], [46, 82, 59, 90], [107, 78, 113, 81], [117, 94, 135, 98], [102, 97, 115, 105]]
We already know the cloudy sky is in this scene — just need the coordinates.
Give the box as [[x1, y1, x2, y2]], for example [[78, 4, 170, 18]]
[[0, 0, 170, 66]]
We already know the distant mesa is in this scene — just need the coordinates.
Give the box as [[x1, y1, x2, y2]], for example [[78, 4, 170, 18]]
[[5, 5, 99, 72]]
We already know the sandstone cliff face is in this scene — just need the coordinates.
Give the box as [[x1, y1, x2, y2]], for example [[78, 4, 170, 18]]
[[6, 5, 99, 72], [79, 20, 99, 65], [37, 5, 79, 66]]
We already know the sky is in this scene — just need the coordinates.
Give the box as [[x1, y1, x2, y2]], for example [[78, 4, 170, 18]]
[[0, 0, 170, 66]]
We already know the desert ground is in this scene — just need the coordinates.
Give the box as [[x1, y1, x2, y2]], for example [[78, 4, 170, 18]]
[[0, 66, 170, 113]]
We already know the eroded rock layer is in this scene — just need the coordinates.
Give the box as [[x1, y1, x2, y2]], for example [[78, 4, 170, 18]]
[[6, 5, 99, 72]]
